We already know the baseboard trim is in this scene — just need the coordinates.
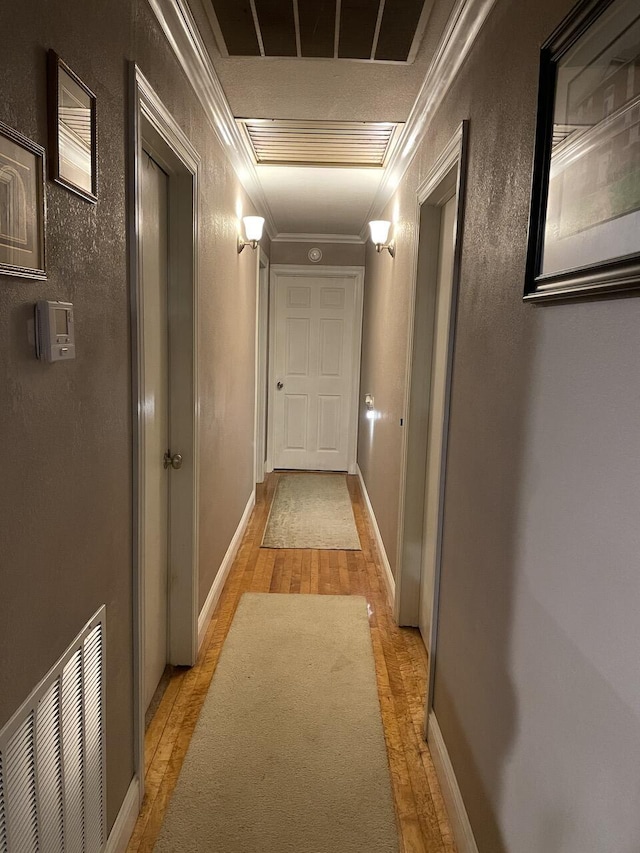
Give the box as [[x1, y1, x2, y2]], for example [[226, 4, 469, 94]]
[[355, 464, 396, 607], [197, 490, 255, 650], [427, 711, 479, 853], [104, 776, 140, 853]]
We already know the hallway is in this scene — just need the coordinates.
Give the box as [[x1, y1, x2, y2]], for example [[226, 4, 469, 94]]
[[127, 473, 455, 853], [3, 1, 640, 851]]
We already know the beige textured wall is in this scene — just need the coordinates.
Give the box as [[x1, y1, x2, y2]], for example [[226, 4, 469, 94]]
[[270, 241, 365, 267], [359, 0, 640, 850], [358, 184, 420, 576], [0, 0, 265, 831]]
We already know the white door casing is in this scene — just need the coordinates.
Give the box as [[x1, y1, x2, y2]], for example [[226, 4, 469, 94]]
[[394, 122, 467, 633], [131, 64, 200, 803], [419, 194, 457, 641], [267, 265, 364, 473], [141, 153, 170, 712]]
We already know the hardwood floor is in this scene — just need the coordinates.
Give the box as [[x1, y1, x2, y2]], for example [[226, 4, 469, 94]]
[[126, 473, 457, 853]]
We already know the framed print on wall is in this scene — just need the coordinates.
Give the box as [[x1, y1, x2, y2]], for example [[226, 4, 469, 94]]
[[48, 50, 97, 203], [525, 0, 640, 302], [0, 121, 46, 279]]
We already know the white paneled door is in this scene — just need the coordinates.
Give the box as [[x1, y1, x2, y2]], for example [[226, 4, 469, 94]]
[[270, 266, 363, 472], [141, 153, 169, 711]]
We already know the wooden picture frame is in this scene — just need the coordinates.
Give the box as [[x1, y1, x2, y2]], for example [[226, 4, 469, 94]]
[[0, 120, 46, 279], [48, 50, 97, 203], [525, 0, 640, 302]]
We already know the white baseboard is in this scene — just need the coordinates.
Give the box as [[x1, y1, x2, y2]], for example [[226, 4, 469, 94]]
[[197, 490, 255, 650], [427, 711, 479, 853], [104, 776, 140, 853], [355, 464, 395, 607]]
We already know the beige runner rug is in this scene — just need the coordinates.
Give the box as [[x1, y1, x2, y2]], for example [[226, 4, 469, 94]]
[[154, 593, 399, 852], [262, 473, 361, 549]]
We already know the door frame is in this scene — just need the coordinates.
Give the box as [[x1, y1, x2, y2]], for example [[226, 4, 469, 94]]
[[254, 248, 269, 485], [394, 122, 468, 636], [129, 64, 200, 798], [265, 264, 364, 475]]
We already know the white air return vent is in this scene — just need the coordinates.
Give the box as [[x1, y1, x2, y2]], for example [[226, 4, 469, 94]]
[[238, 119, 401, 168], [0, 607, 106, 853]]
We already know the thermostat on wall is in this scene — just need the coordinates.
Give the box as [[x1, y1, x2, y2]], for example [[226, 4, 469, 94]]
[[35, 300, 75, 362]]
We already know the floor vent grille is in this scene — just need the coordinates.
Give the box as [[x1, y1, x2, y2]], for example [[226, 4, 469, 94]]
[[0, 607, 106, 853], [237, 119, 401, 168]]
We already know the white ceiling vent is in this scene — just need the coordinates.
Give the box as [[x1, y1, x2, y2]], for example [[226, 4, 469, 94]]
[[238, 119, 401, 168]]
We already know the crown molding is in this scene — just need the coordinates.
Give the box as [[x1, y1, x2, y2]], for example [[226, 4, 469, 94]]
[[272, 233, 365, 245], [360, 0, 498, 238], [147, 0, 278, 238]]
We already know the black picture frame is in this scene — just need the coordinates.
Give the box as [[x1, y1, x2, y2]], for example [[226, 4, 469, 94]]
[[48, 50, 97, 203], [0, 120, 47, 280], [524, 0, 640, 302]]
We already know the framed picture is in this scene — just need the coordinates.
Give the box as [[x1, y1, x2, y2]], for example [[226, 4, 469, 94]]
[[48, 50, 97, 203], [525, 0, 640, 302], [0, 121, 46, 279]]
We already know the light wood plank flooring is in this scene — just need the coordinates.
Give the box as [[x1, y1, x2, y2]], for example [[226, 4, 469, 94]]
[[126, 472, 457, 853]]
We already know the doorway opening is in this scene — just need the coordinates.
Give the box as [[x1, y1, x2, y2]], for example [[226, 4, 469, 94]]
[[394, 123, 468, 656], [130, 65, 200, 799], [255, 249, 269, 485]]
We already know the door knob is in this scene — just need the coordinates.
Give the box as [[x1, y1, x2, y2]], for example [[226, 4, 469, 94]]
[[277, 381, 284, 390], [163, 451, 183, 470]]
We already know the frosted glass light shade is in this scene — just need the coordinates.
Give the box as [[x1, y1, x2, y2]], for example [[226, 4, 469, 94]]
[[368, 220, 391, 245], [243, 216, 265, 242]]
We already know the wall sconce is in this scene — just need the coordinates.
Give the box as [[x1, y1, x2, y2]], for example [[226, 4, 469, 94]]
[[368, 220, 395, 258], [238, 216, 265, 253]]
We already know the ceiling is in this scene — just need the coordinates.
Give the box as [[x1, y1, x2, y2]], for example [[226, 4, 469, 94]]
[[208, 0, 430, 62], [257, 166, 384, 234], [188, 0, 458, 238]]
